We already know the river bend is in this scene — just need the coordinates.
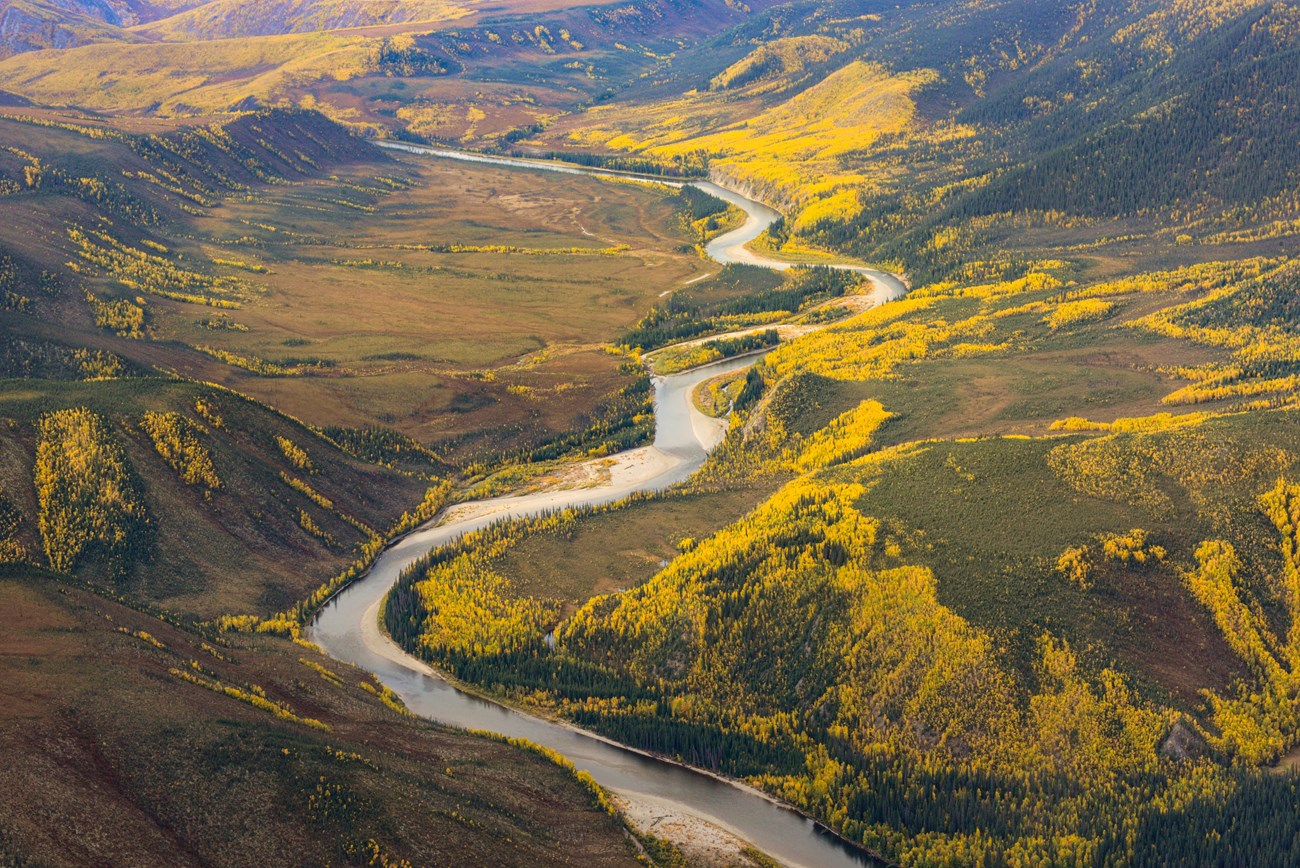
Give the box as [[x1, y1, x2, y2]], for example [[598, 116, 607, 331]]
[[310, 142, 906, 867]]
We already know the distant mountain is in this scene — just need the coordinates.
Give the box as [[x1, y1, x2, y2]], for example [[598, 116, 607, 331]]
[[0, 0, 132, 57]]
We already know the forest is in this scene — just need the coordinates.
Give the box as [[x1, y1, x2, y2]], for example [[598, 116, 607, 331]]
[[387, 255, 1300, 864]]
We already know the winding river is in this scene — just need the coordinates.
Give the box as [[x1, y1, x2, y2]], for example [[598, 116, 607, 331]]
[[309, 142, 907, 867]]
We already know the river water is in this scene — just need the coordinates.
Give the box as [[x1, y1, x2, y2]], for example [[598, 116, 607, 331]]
[[309, 143, 896, 867]]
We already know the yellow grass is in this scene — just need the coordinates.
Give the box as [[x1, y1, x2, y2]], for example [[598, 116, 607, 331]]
[[568, 60, 944, 240], [0, 32, 374, 114], [134, 0, 472, 41]]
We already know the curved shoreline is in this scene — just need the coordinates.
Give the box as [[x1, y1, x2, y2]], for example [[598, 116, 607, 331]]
[[311, 144, 906, 867], [393, 638, 885, 868]]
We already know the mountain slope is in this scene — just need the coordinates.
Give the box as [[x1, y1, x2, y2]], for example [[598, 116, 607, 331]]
[[387, 254, 1300, 864], [132, 0, 472, 40], [542, 0, 1300, 283]]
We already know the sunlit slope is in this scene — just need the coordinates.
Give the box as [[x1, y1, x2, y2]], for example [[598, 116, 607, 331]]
[[551, 411, 1300, 864], [0, 0, 586, 59], [546, 0, 1300, 281], [577, 60, 930, 230], [133, 0, 471, 40], [0, 0, 783, 138], [386, 251, 1300, 864], [0, 31, 376, 112], [709, 34, 851, 93]]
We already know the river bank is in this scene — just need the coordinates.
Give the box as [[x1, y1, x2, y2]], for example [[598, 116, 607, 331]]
[[310, 143, 907, 867]]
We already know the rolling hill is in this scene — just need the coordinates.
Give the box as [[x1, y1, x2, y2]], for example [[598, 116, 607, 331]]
[[0, 563, 641, 865]]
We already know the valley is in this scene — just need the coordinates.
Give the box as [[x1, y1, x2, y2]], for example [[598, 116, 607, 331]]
[[310, 150, 900, 867], [4, 0, 1300, 865]]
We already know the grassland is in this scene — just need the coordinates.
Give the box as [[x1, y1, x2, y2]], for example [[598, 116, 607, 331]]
[[154, 153, 704, 456], [494, 486, 775, 619]]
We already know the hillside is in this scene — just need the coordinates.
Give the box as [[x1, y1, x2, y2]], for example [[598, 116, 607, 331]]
[[0, 0, 582, 58], [0, 100, 722, 625], [0, 95, 726, 868], [132, 0, 472, 40], [539, 0, 1300, 283], [0, 105, 707, 460], [0, 564, 641, 865], [0, 0, 143, 57], [0, 0, 778, 127], [388, 255, 1300, 863], [0, 107, 444, 619]]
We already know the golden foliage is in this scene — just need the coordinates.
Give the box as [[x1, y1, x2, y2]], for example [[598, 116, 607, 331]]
[[709, 36, 850, 92], [1058, 419, 1294, 547], [1101, 528, 1166, 566], [170, 666, 330, 731], [281, 472, 331, 510], [790, 399, 890, 471], [35, 408, 150, 577], [1176, 480, 1300, 763], [74, 349, 123, 380], [139, 411, 221, 491], [580, 61, 938, 233], [68, 226, 248, 308], [1056, 545, 1092, 589], [554, 472, 1172, 861], [297, 509, 336, 547], [193, 397, 224, 428], [276, 436, 313, 472], [0, 486, 26, 564], [1043, 298, 1114, 330], [765, 299, 1003, 382], [89, 295, 145, 339], [414, 551, 559, 658], [196, 346, 297, 376]]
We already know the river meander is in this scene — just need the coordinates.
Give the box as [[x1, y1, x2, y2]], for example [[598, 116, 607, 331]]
[[309, 143, 906, 867]]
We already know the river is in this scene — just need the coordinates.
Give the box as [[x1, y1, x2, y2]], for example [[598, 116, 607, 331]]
[[310, 142, 906, 867]]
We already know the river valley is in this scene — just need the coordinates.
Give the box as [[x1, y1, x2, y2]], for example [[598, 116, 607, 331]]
[[309, 143, 907, 867]]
